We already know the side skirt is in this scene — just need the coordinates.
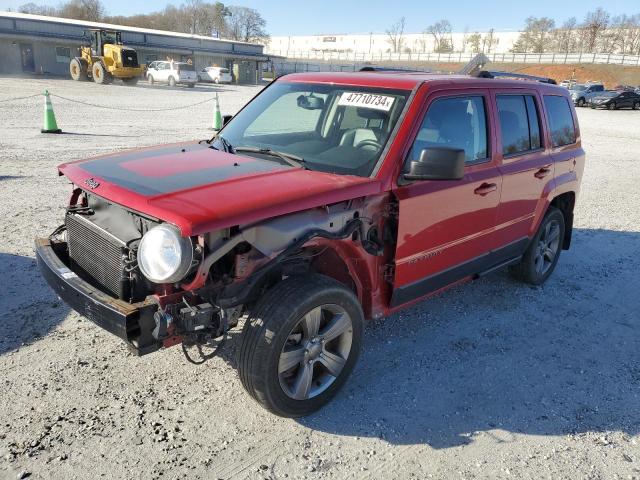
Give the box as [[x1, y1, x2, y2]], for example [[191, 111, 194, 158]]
[[390, 237, 529, 308]]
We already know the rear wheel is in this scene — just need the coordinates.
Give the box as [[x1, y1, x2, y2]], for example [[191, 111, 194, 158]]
[[577, 98, 585, 107], [238, 274, 363, 417], [69, 58, 87, 81], [608, 102, 616, 110], [168, 76, 176, 87], [510, 207, 565, 285]]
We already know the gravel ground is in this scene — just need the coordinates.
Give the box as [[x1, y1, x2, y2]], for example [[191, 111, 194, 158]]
[[0, 76, 639, 480]]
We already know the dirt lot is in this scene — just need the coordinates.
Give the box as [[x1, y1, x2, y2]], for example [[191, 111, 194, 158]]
[[0, 76, 639, 480]]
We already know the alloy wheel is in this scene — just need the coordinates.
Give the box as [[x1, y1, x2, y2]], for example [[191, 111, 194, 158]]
[[534, 219, 561, 276], [278, 304, 353, 400]]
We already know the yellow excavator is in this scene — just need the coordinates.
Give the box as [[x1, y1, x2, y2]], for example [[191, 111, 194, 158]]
[[70, 29, 145, 85]]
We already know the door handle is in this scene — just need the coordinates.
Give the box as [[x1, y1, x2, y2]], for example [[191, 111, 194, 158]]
[[474, 183, 497, 196], [535, 165, 552, 179]]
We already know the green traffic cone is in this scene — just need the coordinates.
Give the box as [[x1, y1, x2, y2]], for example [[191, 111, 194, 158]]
[[212, 93, 222, 130], [41, 90, 61, 134]]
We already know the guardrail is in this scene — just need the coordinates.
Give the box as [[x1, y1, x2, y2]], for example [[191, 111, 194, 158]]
[[268, 50, 640, 66]]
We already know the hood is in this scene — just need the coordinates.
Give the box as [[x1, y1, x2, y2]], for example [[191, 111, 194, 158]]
[[59, 142, 381, 236]]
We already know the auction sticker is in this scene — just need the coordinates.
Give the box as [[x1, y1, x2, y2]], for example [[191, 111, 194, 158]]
[[338, 92, 395, 111]]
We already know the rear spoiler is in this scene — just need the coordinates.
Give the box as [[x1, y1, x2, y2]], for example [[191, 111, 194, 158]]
[[475, 70, 557, 85]]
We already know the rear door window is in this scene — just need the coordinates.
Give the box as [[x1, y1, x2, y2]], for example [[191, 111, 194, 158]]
[[497, 95, 542, 155], [408, 96, 488, 164], [543, 96, 576, 147]]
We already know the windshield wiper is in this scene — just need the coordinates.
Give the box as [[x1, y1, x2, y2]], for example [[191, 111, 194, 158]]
[[211, 135, 232, 153], [233, 146, 306, 169]]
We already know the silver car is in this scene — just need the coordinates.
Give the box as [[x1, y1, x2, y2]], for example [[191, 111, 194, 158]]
[[570, 83, 605, 107]]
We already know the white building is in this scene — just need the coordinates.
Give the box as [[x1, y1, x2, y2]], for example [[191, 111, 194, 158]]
[[267, 31, 522, 56]]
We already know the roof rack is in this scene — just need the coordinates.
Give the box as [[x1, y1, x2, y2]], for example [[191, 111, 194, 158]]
[[476, 70, 557, 85], [359, 66, 429, 73]]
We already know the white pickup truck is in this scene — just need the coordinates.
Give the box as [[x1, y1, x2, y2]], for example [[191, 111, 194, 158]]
[[146, 61, 197, 87]]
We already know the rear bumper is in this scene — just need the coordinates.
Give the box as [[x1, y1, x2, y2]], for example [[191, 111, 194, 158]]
[[35, 237, 161, 355]]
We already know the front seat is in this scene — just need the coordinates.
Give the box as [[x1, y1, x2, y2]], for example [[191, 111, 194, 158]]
[[339, 128, 380, 148]]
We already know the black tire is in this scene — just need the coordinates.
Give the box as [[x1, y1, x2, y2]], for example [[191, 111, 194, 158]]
[[633, 102, 640, 110], [69, 58, 87, 81], [608, 102, 616, 110], [168, 76, 176, 87], [238, 274, 364, 417], [122, 77, 139, 86], [92, 62, 111, 84], [148, 74, 155, 84], [510, 207, 565, 285], [187, 83, 195, 88], [577, 98, 585, 107]]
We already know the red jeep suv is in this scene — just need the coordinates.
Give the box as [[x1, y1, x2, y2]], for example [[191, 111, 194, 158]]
[[36, 70, 584, 417]]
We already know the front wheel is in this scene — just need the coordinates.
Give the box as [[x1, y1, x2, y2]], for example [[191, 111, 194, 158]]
[[147, 74, 155, 84], [238, 274, 364, 417], [633, 101, 640, 110], [608, 102, 616, 110], [92, 62, 111, 84], [510, 207, 565, 285], [577, 98, 585, 107]]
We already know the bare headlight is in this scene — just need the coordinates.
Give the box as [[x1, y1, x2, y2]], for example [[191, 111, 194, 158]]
[[137, 224, 193, 284]]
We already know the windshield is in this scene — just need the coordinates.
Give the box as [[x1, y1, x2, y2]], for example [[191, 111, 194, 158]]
[[214, 82, 410, 177]]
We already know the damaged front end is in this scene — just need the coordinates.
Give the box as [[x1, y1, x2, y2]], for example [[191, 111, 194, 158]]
[[36, 188, 387, 361]]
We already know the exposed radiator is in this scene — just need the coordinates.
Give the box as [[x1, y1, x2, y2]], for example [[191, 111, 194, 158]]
[[66, 213, 128, 299]]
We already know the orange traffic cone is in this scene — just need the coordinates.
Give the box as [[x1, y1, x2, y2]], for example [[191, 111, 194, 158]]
[[41, 90, 61, 134]]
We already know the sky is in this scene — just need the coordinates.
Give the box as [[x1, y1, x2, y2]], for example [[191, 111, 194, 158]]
[[0, 0, 638, 35]]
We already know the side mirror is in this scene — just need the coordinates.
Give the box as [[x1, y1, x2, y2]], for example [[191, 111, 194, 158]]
[[404, 148, 465, 181], [222, 114, 232, 126]]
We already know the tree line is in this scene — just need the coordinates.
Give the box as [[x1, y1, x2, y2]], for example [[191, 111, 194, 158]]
[[385, 8, 640, 55], [512, 9, 640, 55], [15, 0, 269, 43]]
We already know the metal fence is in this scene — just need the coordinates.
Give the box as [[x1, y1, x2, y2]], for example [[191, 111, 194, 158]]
[[271, 61, 435, 76], [268, 50, 640, 66]]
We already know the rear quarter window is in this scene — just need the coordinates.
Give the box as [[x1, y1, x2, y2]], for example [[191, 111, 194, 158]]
[[543, 96, 576, 147]]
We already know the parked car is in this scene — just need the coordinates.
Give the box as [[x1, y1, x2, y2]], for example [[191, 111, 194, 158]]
[[559, 79, 577, 88], [198, 66, 232, 84], [36, 71, 585, 417], [570, 83, 605, 106], [588, 90, 640, 110], [146, 61, 197, 87]]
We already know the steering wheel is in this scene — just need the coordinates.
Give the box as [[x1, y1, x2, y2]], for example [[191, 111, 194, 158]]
[[355, 139, 383, 150]]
